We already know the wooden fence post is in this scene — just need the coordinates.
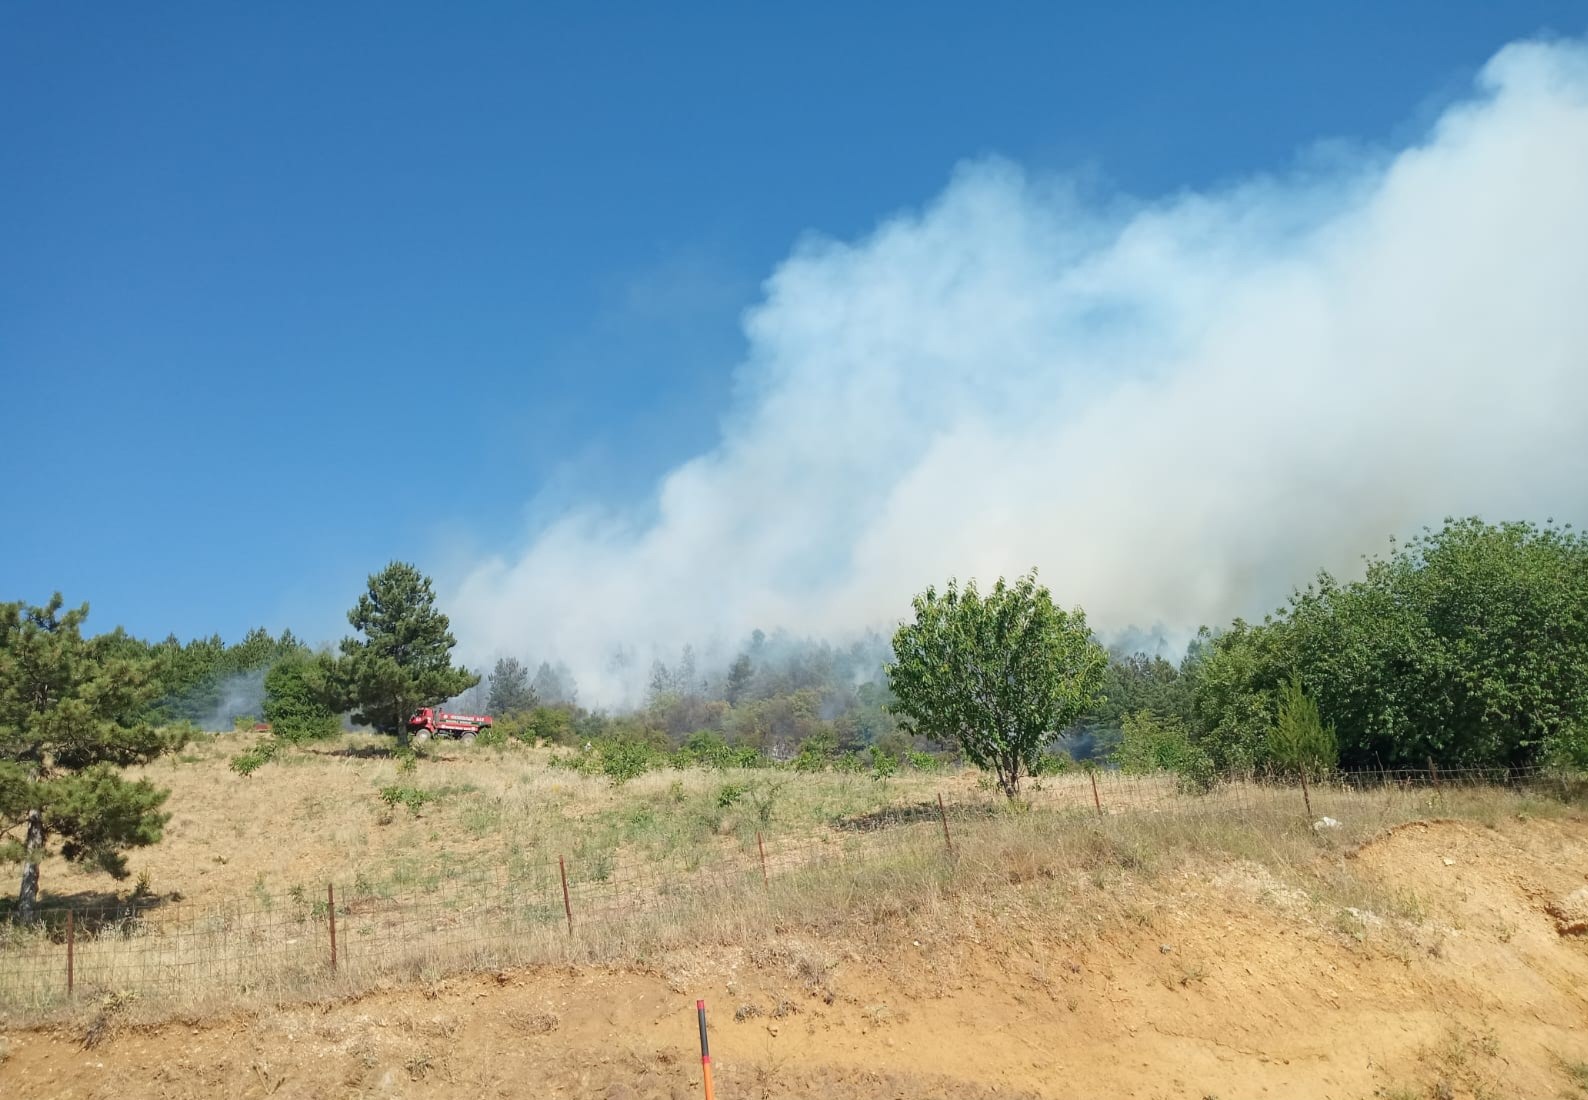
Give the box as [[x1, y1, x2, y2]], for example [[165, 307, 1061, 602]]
[[756, 831, 769, 890], [559, 855, 573, 934], [936, 793, 955, 858], [66, 909, 75, 996], [1090, 770, 1103, 817], [1428, 757, 1442, 795], [327, 884, 338, 972], [1299, 769, 1313, 820]]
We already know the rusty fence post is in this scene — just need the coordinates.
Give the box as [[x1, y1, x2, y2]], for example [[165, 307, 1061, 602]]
[[756, 831, 769, 890], [936, 793, 955, 858], [66, 909, 75, 997], [327, 883, 338, 972], [559, 855, 573, 934], [1299, 770, 1313, 821], [1090, 770, 1103, 817]]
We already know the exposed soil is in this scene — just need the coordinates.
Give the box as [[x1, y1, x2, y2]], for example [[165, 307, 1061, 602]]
[[3, 817, 1587, 1098]]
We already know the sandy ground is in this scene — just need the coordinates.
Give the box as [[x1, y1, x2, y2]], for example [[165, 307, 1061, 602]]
[[3, 816, 1587, 1099]]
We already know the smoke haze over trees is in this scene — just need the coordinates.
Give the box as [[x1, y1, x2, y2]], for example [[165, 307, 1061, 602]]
[[445, 37, 1588, 707]]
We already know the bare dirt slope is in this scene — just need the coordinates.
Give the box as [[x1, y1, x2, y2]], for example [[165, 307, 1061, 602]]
[[3, 817, 1587, 1099]]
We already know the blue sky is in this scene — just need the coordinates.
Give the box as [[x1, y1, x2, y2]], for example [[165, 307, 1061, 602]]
[[2, 2, 1585, 648]]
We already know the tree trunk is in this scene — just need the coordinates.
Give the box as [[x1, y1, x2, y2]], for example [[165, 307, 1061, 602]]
[[998, 755, 1021, 800], [17, 809, 44, 921]]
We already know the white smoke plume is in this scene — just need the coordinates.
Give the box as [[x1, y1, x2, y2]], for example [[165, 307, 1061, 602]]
[[448, 37, 1588, 705]]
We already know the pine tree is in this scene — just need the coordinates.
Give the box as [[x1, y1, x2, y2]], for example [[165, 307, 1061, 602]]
[[334, 563, 478, 739], [0, 596, 178, 917], [487, 657, 537, 715]]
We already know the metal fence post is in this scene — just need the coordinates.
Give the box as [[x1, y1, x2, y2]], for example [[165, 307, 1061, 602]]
[[756, 831, 769, 890], [66, 909, 75, 997], [1090, 770, 1103, 817], [328, 884, 338, 972]]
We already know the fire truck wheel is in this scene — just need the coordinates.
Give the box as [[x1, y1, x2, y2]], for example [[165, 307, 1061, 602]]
[[460, 730, 477, 744], [413, 729, 431, 743]]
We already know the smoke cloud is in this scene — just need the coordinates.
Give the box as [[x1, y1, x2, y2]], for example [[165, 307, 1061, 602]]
[[448, 38, 1588, 705]]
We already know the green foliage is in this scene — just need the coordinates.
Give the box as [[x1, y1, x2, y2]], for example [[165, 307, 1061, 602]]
[[377, 784, 432, 816], [333, 562, 479, 740], [0, 595, 179, 913], [1034, 749, 1072, 776], [1269, 675, 1338, 780], [599, 738, 657, 786], [487, 657, 537, 716], [228, 740, 279, 777], [1115, 710, 1214, 792], [790, 729, 840, 773], [142, 627, 306, 728], [868, 745, 899, 782], [888, 570, 1107, 798], [675, 730, 764, 770], [262, 653, 340, 743], [715, 782, 746, 809], [1195, 518, 1588, 771]]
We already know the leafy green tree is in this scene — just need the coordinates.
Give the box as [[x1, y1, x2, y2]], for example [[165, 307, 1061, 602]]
[[1196, 519, 1588, 771], [262, 652, 341, 743], [334, 563, 478, 740], [487, 657, 537, 715], [888, 571, 1107, 798], [0, 596, 179, 917]]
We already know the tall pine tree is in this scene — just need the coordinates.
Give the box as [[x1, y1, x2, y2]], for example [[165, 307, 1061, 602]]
[[335, 563, 478, 739]]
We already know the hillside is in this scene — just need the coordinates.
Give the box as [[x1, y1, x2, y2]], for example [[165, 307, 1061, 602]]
[[1, 740, 1586, 1097]]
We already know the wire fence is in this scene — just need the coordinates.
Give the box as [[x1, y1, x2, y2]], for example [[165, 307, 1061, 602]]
[[1, 763, 1579, 1017]]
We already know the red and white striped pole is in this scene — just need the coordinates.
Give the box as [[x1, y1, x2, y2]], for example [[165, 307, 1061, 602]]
[[697, 999, 716, 1100]]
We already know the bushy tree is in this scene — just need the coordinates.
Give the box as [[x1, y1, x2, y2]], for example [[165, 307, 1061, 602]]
[[1115, 710, 1213, 790], [0, 596, 179, 917], [262, 652, 341, 743], [334, 563, 478, 740], [487, 657, 537, 715], [888, 571, 1107, 798], [1195, 518, 1588, 770]]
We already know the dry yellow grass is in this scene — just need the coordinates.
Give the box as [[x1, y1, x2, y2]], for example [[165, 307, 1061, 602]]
[[1, 732, 1580, 1025]]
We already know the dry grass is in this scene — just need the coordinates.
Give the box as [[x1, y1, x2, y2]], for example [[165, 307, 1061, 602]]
[[1, 736, 1581, 1026]]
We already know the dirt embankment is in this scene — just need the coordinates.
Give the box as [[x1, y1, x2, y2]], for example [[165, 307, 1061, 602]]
[[3, 817, 1587, 1099]]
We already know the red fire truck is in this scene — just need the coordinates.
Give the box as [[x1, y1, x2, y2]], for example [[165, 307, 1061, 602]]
[[407, 707, 493, 743]]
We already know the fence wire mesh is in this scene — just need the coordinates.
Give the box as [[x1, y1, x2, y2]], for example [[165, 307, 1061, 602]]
[[1, 764, 1577, 1016]]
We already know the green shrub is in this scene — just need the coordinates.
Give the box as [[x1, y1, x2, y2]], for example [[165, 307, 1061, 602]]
[[868, 746, 899, 782], [1034, 749, 1072, 776], [674, 730, 765, 770], [378, 784, 432, 816], [791, 730, 840, 772], [1116, 710, 1215, 793]]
